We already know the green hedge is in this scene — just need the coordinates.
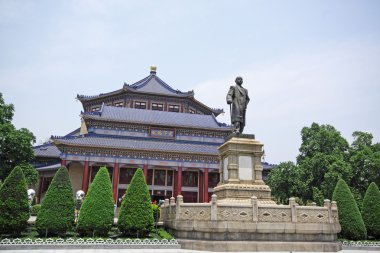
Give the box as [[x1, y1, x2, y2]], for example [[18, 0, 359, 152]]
[[31, 204, 41, 216], [332, 179, 367, 240], [77, 167, 114, 237], [0, 166, 29, 236], [152, 204, 160, 222], [118, 168, 154, 237], [36, 167, 75, 237], [362, 182, 380, 239]]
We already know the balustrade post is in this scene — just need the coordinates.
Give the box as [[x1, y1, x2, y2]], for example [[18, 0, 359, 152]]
[[211, 194, 217, 221], [251, 196, 258, 222], [289, 197, 297, 222], [176, 195, 183, 220], [324, 199, 332, 223]]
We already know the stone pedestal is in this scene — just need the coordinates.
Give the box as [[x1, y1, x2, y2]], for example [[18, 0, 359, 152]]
[[214, 134, 274, 204], [161, 134, 341, 252]]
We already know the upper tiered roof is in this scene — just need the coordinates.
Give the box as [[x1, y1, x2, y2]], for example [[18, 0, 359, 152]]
[[82, 105, 230, 131], [77, 66, 223, 116]]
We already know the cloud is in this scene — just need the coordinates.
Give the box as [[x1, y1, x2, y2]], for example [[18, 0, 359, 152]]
[[193, 36, 380, 164]]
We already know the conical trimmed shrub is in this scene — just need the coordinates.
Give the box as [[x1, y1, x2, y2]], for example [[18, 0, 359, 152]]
[[332, 179, 366, 240], [362, 182, 380, 238], [36, 167, 75, 236], [77, 167, 114, 236], [118, 168, 153, 237], [0, 166, 29, 236]]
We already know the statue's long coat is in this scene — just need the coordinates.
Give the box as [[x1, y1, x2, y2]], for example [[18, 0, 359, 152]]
[[226, 85, 250, 124]]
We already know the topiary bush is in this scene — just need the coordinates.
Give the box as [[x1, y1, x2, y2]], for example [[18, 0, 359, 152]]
[[152, 204, 160, 222], [30, 204, 41, 216], [0, 166, 29, 236], [77, 167, 114, 237], [332, 179, 367, 240], [36, 167, 75, 237], [362, 182, 380, 239], [118, 168, 154, 237]]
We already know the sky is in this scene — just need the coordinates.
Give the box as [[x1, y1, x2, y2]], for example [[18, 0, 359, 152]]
[[1, 0, 380, 164]]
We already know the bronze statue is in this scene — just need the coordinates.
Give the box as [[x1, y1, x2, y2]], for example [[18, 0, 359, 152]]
[[226, 76, 250, 134]]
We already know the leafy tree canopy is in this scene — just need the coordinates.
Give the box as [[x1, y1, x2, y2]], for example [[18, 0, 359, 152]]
[[16, 163, 38, 187], [0, 93, 36, 181], [297, 123, 349, 164], [267, 161, 309, 204], [268, 123, 380, 207]]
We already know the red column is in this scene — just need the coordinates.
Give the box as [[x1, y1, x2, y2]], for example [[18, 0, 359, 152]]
[[177, 166, 182, 197], [143, 164, 148, 181], [204, 168, 209, 202], [199, 170, 204, 203], [61, 159, 67, 166], [37, 177, 44, 204], [82, 161, 90, 193], [112, 162, 120, 203]]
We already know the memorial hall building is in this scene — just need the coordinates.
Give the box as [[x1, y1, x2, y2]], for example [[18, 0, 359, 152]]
[[33, 66, 273, 205]]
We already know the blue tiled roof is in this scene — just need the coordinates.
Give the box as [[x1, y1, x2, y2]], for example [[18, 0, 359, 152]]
[[83, 106, 231, 130], [36, 163, 61, 171], [54, 135, 218, 155], [33, 143, 61, 157], [124, 74, 193, 97]]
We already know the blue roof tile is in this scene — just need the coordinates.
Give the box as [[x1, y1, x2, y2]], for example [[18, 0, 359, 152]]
[[83, 106, 231, 130], [33, 143, 61, 157], [55, 136, 218, 155], [125, 74, 192, 97]]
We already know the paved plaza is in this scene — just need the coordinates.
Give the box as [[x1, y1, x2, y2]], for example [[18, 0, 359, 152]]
[[0, 249, 376, 253]]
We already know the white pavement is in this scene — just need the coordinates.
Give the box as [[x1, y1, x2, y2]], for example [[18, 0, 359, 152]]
[[0, 250, 374, 253]]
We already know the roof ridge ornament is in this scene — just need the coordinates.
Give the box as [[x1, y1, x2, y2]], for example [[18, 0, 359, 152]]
[[150, 65, 157, 75]]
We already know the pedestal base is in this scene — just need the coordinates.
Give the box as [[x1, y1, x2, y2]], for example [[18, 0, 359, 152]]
[[178, 239, 342, 252], [213, 183, 275, 204]]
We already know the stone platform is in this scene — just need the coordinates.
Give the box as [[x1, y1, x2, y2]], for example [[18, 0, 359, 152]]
[[161, 136, 341, 252]]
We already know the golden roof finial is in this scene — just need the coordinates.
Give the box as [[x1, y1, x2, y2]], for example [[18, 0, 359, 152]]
[[150, 65, 157, 74]]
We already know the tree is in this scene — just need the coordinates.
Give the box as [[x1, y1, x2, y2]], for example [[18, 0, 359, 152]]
[[332, 179, 366, 240], [77, 167, 114, 237], [0, 166, 29, 236], [118, 168, 154, 237], [361, 182, 380, 239], [36, 167, 75, 236], [0, 92, 36, 181], [297, 123, 349, 164], [267, 162, 309, 204], [17, 163, 38, 187], [295, 123, 352, 205], [349, 132, 380, 198]]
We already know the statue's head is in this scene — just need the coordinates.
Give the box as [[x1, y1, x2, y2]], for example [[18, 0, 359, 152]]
[[235, 76, 243, 86]]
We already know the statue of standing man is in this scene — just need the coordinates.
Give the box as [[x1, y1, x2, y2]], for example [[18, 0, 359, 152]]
[[226, 76, 250, 134]]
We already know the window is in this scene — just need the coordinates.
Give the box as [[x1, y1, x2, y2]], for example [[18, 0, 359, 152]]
[[189, 108, 196, 114], [208, 172, 219, 188], [42, 177, 53, 193], [90, 166, 113, 183], [134, 101, 146, 109], [91, 107, 100, 112], [119, 168, 136, 184], [154, 170, 166, 186], [152, 103, 163, 111], [168, 104, 180, 112], [182, 191, 198, 203], [182, 171, 198, 187], [147, 170, 153, 185], [115, 101, 124, 107], [167, 170, 173, 186]]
